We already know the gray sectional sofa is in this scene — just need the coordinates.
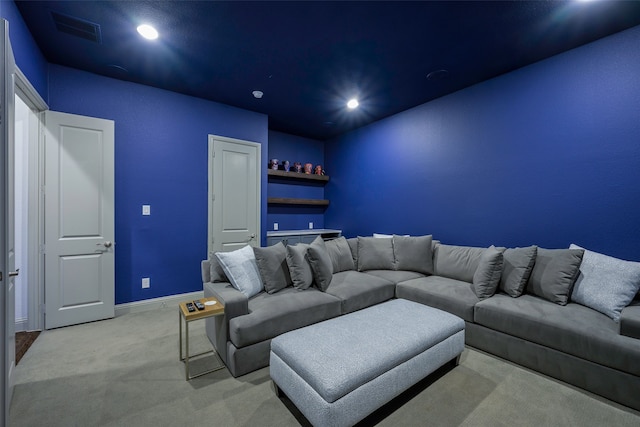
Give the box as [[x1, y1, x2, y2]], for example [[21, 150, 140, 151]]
[[201, 234, 640, 411]]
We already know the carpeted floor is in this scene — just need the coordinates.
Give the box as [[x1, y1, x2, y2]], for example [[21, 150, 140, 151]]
[[9, 305, 640, 427]]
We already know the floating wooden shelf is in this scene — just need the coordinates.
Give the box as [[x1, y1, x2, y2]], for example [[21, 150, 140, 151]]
[[268, 169, 329, 182], [268, 197, 330, 206]]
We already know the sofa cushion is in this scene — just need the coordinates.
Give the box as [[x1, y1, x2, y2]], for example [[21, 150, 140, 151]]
[[527, 248, 584, 305], [324, 271, 395, 314], [253, 242, 292, 294], [620, 301, 640, 339], [215, 245, 264, 298], [396, 275, 480, 322], [393, 235, 434, 275], [472, 246, 504, 300], [357, 236, 395, 271], [307, 236, 333, 291], [229, 287, 342, 348], [207, 253, 229, 283], [474, 293, 640, 377], [570, 244, 640, 322], [364, 270, 427, 285], [325, 237, 355, 273], [434, 244, 485, 283], [499, 246, 537, 297], [286, 243, 314, 290], [347, 237, 359, 269]]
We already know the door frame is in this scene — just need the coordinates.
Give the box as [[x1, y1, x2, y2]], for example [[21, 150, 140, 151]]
[[14, 67, 47, 332], [12, 67, 47, 333], [207, 134, 261, 256]]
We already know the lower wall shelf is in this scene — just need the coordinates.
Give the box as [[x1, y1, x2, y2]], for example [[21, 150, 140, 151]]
[[268, 197, 329, 206]]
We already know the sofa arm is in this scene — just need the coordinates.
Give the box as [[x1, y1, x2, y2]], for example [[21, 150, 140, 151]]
[[204, 281, 249, 320], [620, 301, 640, 339]]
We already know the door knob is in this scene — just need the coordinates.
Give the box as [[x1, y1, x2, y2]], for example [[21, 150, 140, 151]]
[[8, 269, 20, 277], [249, 234, 256, 240], [96, 241, 113, 248]]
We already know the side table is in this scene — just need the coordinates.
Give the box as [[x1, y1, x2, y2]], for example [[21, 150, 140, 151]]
[[179, 297, 225, 380]]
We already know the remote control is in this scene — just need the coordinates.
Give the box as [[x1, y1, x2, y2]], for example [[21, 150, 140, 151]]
[[194, 300, 205, 311], [186, 302, 195, 312]]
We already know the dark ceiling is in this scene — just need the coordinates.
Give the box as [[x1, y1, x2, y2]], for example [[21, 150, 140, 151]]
[[15, 1, 640, 140]]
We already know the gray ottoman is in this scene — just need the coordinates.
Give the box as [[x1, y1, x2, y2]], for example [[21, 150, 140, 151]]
[[270, 299, 465, 427]]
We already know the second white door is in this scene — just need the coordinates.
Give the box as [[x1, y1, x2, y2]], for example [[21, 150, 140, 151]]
[[208, 135, 261, 254], [44, 111, 115, 329]]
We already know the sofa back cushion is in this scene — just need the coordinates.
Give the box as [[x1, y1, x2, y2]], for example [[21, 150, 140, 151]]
[[500, 245, 537, 297], [434, 244, 485, 283], [286, 243, 314, 290], [472, 246, 504, 299], [325, 237, 355, 273], [393, 235, 434, 274], [527, 248, 584, 306], [570, 243, 640, 322], [307, 236, 334, 291], [357, 236, 395, 271], [253, 242, 292, 294], [215, 245, 264, 298]]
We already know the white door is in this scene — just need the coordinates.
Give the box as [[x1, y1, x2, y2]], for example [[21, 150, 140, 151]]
[[208, 135, 261, 254], [44, 111, 115, 329], [1, 17, 17, 426]]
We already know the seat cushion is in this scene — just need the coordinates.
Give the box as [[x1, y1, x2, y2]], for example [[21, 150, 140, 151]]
[[324, 271, 395, 314], [474, 293, 640, 376], [396, 276, 480, 322], [229, 287, 342, 348], [364, 270, 426, 285]]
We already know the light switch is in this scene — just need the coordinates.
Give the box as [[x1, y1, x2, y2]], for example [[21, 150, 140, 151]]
[[142, 205, 151, 216], [274, 223, 279, 231], [309, 222, 314, 229]]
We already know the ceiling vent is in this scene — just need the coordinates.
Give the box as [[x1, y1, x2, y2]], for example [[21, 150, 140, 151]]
[[51, 11, 102, 44]]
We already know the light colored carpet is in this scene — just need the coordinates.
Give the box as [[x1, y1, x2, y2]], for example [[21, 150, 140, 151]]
[[9, 305, 640, 427]]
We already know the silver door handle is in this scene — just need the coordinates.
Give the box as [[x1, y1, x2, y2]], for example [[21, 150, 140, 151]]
[[249, 234, 256, 240], [8, 269, 20, 277], [97, 241, 113, 248]]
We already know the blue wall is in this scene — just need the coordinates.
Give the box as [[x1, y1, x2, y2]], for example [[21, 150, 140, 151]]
[[267, 130, 326, 231], [48, 65, 268, 304], [326, 25, 640, 261], [1, 0, 48, 99]]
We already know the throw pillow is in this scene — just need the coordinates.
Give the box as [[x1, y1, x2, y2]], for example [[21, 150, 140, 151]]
[[324, 237, 355, 273], [500, 245, 537, 297], [527, 248, 584, 306], [215, 245, 263, 298], [357, 236, 395, 271], [393, 235, 434, 274], [570, 244, 640, 322], [286, 243, 314, 290], [473, 246, 504, 299], [434, 244, 486, 283], [253, 242, 292, 294], [347, 237, 359, 270], [306, 236, 333, 291], [208, 251, 229, 283]]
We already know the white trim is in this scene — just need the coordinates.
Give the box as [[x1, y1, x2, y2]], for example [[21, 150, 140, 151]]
[[15, 67, 47, 111], [114, 291, 205, 317], [14, 318, 28, 333], [14, 67, 46, 332]]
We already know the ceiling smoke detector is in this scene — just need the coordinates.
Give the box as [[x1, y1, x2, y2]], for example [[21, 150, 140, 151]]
[[252, 90, 264, 99]]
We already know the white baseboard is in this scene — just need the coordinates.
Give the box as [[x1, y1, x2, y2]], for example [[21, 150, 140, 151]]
[[15, 317, 28, 333], [115, 291, 205, 317]]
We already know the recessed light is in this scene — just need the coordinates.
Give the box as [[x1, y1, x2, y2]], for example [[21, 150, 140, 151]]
[[347, 99, 359, 109], [137, 24, 158, 40]]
